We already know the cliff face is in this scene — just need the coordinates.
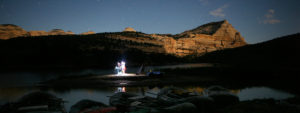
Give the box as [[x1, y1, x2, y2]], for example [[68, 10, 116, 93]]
[[0, 24, 28, 39], [28, 31, 48, 36], [48, 29, 74, 35], [0, 25, 74, 39], [152, 20, 247, 56], [123, 27, 136, 32], [80, 31, 95, 35], [0, 20, 247, 56]]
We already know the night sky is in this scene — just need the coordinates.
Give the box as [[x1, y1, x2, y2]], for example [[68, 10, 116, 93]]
[[0, 0, 299, 44]]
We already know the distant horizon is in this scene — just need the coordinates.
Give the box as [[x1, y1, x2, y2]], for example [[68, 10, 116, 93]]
[[1, 0, 299, 44]]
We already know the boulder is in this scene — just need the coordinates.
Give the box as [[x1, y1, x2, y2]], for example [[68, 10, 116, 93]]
[[209, 92, 239, 108], [180, 96, 214, 112], [109, 92, 138, 112], [70, 99, 112, 113], [164, 102, 197, 113]]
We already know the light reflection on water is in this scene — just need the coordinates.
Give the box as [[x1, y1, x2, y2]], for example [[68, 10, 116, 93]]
[[0, 65, 296, 112], [0, 86, 295, 112]]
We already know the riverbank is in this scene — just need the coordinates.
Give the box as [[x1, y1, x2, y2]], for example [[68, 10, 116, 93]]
[[39, 65, 300, 97]]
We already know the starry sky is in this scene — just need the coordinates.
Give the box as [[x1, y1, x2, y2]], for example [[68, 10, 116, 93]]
[[0, 0, 299, 44]]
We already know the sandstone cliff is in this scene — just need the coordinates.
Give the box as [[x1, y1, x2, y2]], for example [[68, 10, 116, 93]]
[[0, 25, 75, 39], [0, 20, 247, 56], [123, 27, 136, 32], [116, 20, 247, 56], [80, 31, 95, 35], [163, 20, 247, 56], [28, 31, 48, 36], [48, 29, 74, 35], [0, 24, 28, 39]]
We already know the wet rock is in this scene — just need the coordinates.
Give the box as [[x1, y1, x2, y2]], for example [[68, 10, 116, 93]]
[[164, 102, 197, 113], [70, 99, 109, 113], [0, 92, 65, 113], [157, 87, 194, 101], [109, 92, 138, 106], [224, 99, 300, 113], [180, 96, 214, 112], [204, 85, 230, 95], [209, 92, 239, 108], [109, 92, 138, 112]]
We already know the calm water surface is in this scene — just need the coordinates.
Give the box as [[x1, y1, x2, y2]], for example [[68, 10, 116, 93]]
[[0, 65, 295, 112]]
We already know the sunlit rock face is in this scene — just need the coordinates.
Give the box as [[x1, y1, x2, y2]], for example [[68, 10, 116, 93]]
[[104, 20, 247, 56], [0, 24, 75, 39], [0, 20, 247, 56], [29, 29, 74, 36], [0, 24, 28, 39], [48, 29, 74, 35], [123, 27, 136, 32], [28, 31, 48, 36], [149, 20, 247, 56], [80, 31, 95, 35]]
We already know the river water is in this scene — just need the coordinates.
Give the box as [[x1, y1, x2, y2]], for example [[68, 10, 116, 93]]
[[0, 64, 295, 112]]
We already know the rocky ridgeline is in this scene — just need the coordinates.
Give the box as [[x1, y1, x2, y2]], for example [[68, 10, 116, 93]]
[[0, 25, 95, 38], [80, 31, 96, 35], [0, 24, 28, 40], [0, 20, 247, 56], [111, 20, 247, 56], [28, 29, 75, 36], [162, 20, 247, 56]]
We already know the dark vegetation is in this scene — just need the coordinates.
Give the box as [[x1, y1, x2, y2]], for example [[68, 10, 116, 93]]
[[0, 32, 299, 78], [169, 33, 300, 94], [195, 33, 300, 81], [0, 32, 190, 70], [197, 33, 300, 68]]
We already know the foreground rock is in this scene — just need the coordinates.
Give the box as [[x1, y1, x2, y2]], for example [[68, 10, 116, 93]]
[[164, 102, 197, 113], [70, 99, 116, 113], [0, 92, 66, 113], [107, 86, 239, 113], [224, 99, 300, 113], [180, 96, 214, 112]]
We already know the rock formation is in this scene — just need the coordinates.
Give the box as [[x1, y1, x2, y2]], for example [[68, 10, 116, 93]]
[[0, 20, 247, 56], [168, 20, 247, 56], [0, 24, 28, 39], [48, 29, 74, 35], [0, 25, 76, 39], [28, 31, 48, 36], [123, 27, 136, 32], [139, 20, 247, 56], [80, 31, 95, 35]]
